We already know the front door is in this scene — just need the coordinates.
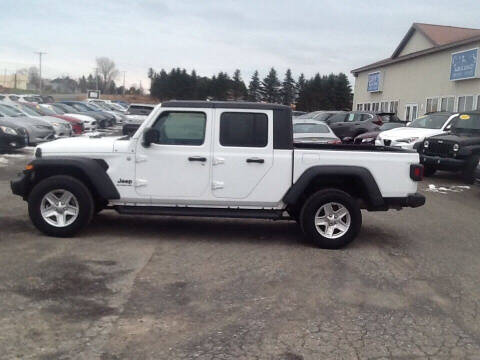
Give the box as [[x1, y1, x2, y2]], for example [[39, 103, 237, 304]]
[[405, 104, 418, 122], [135, 109, 212, 200], [211, 109, 273, 199]]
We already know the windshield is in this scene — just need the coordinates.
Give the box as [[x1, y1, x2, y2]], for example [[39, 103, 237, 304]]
[[55, 103, 77, 113], [17, 104, 42, 116], [70, 103, 91, 112], [0, 104, 24, 117], [86, 102, 103, 110], [408, 114, 450, 129], [127, 105, 153, 115], [33, 105, 56, 116], [451, 114, 480, 132], [293, 123, 330, 134], [380, 122, 404, 131]]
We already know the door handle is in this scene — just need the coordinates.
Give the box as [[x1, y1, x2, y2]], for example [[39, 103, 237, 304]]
[[188, 156, 207, 162], [246, 157, 264, 163]]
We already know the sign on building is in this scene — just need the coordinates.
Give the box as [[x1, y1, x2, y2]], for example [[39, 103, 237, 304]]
[[450, 48, 478, 81], [87, 90, 101, 99], [367, 71, 382, 92]]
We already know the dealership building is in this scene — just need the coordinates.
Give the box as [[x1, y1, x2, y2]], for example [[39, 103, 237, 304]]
[[351, 23, 480, 121]]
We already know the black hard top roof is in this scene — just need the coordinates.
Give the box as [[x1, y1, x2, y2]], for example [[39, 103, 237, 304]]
[[162, 100, 290, 111]]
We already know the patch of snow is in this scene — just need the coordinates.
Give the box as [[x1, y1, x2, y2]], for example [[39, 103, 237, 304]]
[[0, 157, 8, 167], [426, 184, 470, 194]]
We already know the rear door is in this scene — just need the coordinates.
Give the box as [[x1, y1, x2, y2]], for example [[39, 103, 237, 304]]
[[326, 113, 348, 138], [211, 109, 273, 199]]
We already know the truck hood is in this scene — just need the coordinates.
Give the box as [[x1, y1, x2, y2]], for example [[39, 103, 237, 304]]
[[38, 135, 123, 155], [379, 127, 444, 140]]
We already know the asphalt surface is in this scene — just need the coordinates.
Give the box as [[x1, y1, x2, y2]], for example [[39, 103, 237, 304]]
[[1, 142, 480, 360]]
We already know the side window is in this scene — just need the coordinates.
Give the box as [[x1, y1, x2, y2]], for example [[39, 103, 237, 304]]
[[327, 113, 346, 123], [220, 112, 268, 147], [361, 114, 373, 121], [152, 111, 206, 146]]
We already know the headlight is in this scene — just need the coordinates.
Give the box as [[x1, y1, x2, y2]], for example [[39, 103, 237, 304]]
[[397, 137, 419, 143], [424, 140, 429, 148], [0, 125, 18, 135], [361, 137, 375, 143], [453, 143, 459, 151]]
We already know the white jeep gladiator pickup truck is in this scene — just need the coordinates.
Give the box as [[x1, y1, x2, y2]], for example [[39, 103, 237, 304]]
[[11, 101, 425, 248]]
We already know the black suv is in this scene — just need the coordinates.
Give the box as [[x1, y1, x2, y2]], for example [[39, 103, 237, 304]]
[[419, 111, 480, 183]]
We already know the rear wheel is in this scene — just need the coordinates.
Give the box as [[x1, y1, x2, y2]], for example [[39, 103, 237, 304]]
[[300, 189, 362, 249], [28, 175, 94, 237]]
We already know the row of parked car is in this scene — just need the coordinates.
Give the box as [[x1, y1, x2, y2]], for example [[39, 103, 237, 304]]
[[0, 95, 134, 152], [293, 110, 480, 184]]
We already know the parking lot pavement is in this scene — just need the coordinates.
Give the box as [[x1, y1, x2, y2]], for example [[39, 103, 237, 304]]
[[1, 149, 480, 360]]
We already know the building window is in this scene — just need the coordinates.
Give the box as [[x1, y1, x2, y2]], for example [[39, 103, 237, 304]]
[[426, 98, 439, 113], [381, 101, 388, 112], [357, 104, 362, 111], [458, 96, 474, 112], [389, 101, 399, 114], [477, 95, 480, 110], [372, 103, 379, 112], [440, 97, 455, 112], [364, 103, 371, 111]]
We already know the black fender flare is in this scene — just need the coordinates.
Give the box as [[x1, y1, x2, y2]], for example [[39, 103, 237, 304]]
[[282, 165, 384, 207], [13, 157, 120, 200]]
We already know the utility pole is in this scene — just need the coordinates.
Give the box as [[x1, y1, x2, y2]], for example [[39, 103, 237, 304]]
[[93, 67, 99, 90], [122, 71, 126, 95], [3, 69, 6, 87], [35, 51, 46, 94]]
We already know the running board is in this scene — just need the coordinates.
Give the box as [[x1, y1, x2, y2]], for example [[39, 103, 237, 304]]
[[115, 206, 287, 220]]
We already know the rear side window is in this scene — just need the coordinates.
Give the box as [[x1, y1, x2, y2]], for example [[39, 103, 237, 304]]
[[220, 112, 268, 147], [327, 113, 346, 123], [360, 114, 373, 121], [153, 111, 206, 146]]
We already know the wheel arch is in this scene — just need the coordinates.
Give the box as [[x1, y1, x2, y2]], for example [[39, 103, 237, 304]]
[[21, 157, 120, 201], [283, 165, 384, 210]]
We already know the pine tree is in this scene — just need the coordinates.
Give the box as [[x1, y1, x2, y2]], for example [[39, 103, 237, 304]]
[[232, 69, 247, 100], [281, 69, 296, 105], [248, 70, 262, 102], [260, 67, 281, 103]]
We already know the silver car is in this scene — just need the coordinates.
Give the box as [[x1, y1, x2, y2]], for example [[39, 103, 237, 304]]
[[293, 119, 340, 144], [7, 102, 72, 137], [0, 104, 55, 145]]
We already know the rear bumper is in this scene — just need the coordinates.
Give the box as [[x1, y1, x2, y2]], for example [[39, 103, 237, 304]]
[[420, 154, 465, 170], [369, 192, 426, 211]]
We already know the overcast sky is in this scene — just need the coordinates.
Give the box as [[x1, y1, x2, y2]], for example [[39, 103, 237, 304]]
[[1, 0, 479, 90]]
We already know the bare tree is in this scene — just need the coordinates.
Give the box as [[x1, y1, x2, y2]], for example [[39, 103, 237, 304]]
[[96, 57, 119, 92]]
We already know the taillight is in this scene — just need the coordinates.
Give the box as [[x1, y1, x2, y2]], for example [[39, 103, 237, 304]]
[[410, 164, 424, 181], [372, 116, 383, 126]]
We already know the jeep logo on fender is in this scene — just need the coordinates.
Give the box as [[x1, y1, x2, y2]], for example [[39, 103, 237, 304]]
[[117, 178, 133, 186]]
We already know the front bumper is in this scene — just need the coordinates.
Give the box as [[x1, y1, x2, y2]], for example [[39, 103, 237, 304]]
[[376, 139, 416, 150], [0, 133, 27, 150], [420, 154, 465, 170], [11, 171, 31, 199]]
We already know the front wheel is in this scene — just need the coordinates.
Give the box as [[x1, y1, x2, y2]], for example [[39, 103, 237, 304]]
[[462, 155, 479, 184], [300, 189, 362, 249], [28, 175, 94, 237]]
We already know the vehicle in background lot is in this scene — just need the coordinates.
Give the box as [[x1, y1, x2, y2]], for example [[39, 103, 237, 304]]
[[419, 112, 480, 182], [111, 100, 129, 109], [41, 103, 97, 131], [56, 102, 110, 128], [376, 112, 457, 150], [17, 94, 44, 103], [12, 101, 425, 249], [0, 104, 55, 145], [292, 110, 307, 117], [24, 103, 84, 135], [40, 95, 55, 103], [8, 102, 72, 138], [0, 118, 28, 151], [293, 119, 340, 144], [122, 103, 155, 135], [87, 100, 126, 123], [354, 122, 406, 144]]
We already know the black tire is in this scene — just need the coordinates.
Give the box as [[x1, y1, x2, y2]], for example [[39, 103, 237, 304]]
[[462, 155, 480, 184], [423, 165, 437, 177], [28, 175, 94, 237], [300, 188, 362, 249]]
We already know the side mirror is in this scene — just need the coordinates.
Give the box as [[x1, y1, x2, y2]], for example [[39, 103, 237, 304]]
[[142, 127, 159, 148], [445, 124, 452, 131]]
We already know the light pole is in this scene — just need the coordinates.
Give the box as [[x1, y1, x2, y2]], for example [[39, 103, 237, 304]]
[[35, 51, 46, 94], [122, 71, 126, 95]]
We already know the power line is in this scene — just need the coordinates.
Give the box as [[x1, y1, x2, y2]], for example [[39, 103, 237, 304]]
[[34, 51, 47, 94]]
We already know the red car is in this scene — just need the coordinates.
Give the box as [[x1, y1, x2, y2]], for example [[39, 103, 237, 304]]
[[23, 103, 84, 134]]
